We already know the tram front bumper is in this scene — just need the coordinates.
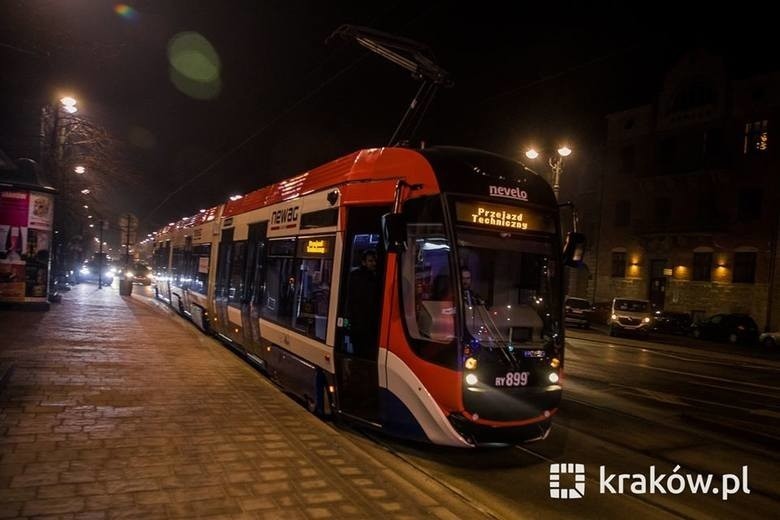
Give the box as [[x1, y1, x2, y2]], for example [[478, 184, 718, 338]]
[[453, 384, 561, 445]]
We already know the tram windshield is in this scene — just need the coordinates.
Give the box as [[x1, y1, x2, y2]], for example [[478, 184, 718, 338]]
[[400, 196, 562, 367], [457, 229, 562, 349]]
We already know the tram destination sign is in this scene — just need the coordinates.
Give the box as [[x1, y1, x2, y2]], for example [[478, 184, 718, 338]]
[[456, 201, 554, 233]]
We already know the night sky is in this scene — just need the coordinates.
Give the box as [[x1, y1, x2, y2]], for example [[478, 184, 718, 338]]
[[1, 1, 776, 236]]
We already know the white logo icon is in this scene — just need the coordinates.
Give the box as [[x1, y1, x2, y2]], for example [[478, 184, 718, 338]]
[[549, 463, 585, 499]]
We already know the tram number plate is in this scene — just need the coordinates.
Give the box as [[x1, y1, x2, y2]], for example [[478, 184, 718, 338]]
[[495, 371, 530, 387]]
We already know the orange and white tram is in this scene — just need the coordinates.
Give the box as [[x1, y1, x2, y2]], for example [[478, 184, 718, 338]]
[[147, 145, 583, 447]]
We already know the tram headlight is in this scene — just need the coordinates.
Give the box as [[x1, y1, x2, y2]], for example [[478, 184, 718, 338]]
[[464, 357, 478, 370], [548, 372, 560, 384], [465, 373, 478, 386]]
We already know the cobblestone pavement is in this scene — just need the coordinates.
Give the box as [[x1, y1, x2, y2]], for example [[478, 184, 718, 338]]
[[0, 284, 491, 520]]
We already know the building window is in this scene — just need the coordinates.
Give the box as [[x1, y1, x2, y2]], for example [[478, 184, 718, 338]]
[[743, 120, 768, 154], [737, 189, 762, 222], [692, 252, 712, 282], [733, 252, 756, 283], [611, 252, 626, 278], [614, 200, 631, 228]]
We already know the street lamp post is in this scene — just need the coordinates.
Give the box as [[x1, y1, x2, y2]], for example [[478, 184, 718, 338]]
[[40, 97, 80, 290], [525, 145, 572, 200]]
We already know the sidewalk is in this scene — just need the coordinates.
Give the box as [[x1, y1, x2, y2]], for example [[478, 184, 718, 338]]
[[0, 284, 490, 520]]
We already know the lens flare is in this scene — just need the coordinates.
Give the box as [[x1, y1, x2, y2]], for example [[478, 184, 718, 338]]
[[114, 4, 139, 21], [167, 32, 221, 99]]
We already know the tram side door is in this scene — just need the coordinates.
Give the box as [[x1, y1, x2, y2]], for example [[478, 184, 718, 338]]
[[214, 229, 234, 337], [334, 206, 388, 423], [242, 222, 267, 353]]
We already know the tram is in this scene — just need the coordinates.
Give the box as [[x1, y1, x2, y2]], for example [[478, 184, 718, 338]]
[[146, 145, 585, 447]]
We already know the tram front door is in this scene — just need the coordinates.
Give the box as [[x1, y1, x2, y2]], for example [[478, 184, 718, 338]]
[[334, 206, 388, 423]]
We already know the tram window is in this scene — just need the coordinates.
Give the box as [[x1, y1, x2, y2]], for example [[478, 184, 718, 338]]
[[292, 257, 333, 341], [152, 245, 168, 272], [171, 247, 185, 286], [400, 197, 457, 367], [227, 241, 247, 304], [457, 231, 559, 346], [261, 237, 334, 341], [154, 245, 165, 273], [301, 208, 338, 229], [251, 241, 266, 305], [263, 239, 296, 326], [190, 244, 211, 295], [215, 242, 231, 298]]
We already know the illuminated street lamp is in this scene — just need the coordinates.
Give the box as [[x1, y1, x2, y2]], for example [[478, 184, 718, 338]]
[[74, 165, 85, 174], [524, 145, 573, 199], [60, 96, 78, 113]]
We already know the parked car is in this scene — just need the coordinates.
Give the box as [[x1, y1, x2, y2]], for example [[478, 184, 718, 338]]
[[653, 311, 693, 335], [759, 331, 780, 348], [118, 263, 153, 285], [564, 296, 591, 329], [77, 260, 114, 285], [690, 313, 759, 345], [608, 298, 653, 336]]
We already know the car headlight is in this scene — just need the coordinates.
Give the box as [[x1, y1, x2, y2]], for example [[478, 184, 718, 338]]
[[611, 314, 618, 321], [80, 268, 90, 275], [126, 271, 135, 278], [642, 317, 651, 323]]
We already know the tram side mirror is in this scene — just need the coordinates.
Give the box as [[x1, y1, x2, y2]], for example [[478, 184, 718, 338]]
[[382, 213, 407, 253], [562, 231, 586, 267]]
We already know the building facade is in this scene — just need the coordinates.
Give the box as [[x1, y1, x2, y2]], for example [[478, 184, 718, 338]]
[[593, 51, 780, 330]]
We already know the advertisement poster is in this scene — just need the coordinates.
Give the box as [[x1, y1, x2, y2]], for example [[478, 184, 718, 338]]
[[0, 191, 28, 227], [0, 224, 28, 259], [28, 192, 54, 231], [0, 190, 50, 302]]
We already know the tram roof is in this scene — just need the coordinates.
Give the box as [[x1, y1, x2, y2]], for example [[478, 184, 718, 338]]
[[221, 146, 554, 219], [222, 147, 436, 218]]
